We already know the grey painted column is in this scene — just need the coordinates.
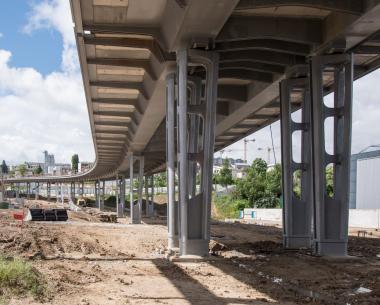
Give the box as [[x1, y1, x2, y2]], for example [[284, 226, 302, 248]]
[[27, 182, 30, 200], [310, 54, 353, 256], [56, 183, 59, 203], [15, 183, 20, 200], [150, 175, 154, 215], [80, 182, 84, 197], [129, 154, 136, 223], [118, 176, 125, 217], [145, 175, 154, 217], [95, 180, 100, 209], [137, 157, 144, 223], [280, 76, 313, 249], [188, 76, 202, 198], [35, 182, 39, 200], [176, 49, 219, 256], [60, 183, 64, 204], [115, 176, 120, 216], [100, 180, 105, 211], [47, 182, 51, 202], [166, 72, 179, 249]]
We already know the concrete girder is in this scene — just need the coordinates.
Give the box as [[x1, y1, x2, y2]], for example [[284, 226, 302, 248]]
[[93, 110, 138, 126], [218, 69, 274, 83], [92, 98, 142, 114], [220, 61, 285, 74], [90, 80, 149, 100], [220, 49, 306, 67], [87, 58, 157, 81], [95, 130, 131, 136], [235, 0, 365, 15], [217, 16, 322, 44], [216, 39, 310, 56], [82, 24, 164, 47], [83, 36, 170, 62], [94, 121, 136, 134], [216, 85, 248, 103]]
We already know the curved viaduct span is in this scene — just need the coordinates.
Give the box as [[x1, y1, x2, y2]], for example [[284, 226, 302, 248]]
[[4, 0, 380, 257]]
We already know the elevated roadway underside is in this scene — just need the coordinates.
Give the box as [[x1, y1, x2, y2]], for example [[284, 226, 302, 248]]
[[6, 0, 380, 182]]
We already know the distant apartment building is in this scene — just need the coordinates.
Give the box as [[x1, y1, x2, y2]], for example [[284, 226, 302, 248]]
[[213, 157, 245, 166], [78, 162, 93, 173], [43, 150, 55, 174]]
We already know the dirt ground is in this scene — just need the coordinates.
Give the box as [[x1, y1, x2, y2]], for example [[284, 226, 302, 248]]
[[0, 200, 379, 305]]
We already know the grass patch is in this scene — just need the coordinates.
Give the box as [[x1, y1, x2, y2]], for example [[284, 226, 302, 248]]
[[213, 195, 250, 219], [0, 257, 46, 303]]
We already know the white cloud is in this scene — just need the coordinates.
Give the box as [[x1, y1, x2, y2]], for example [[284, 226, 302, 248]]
[[23, 0, 78, 73], [0, 1, 93, 165], [0, 50, 94, 165]]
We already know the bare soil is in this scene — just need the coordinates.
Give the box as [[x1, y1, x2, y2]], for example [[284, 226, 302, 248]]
[[0, 200, 379, 305]]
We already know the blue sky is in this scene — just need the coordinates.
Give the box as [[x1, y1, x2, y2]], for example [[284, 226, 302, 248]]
[[0, 0, 94, 165], [0, 1, 62, 75]]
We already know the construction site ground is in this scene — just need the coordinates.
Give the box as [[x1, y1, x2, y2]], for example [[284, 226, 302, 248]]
[[0, 199, 379, 305]]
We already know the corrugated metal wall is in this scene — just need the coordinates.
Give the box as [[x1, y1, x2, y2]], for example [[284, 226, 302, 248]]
[[356, 157, 380, 209]]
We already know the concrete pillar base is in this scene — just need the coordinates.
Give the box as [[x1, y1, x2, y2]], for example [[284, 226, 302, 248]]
[[168, 235, 179, 250], [315, 242, 347, 257], [284, 236, 312, 249], [179, 239, 209, 257]]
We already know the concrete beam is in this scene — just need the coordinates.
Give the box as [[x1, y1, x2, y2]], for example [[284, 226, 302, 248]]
[[216, 39, 310, 56], [90, 81, 148, 99], [235, 0, 364, 14], [87, 58, 157, 80], [83, 36, 170, 62], [217, 16, 322, 44], [220, 49, 306, 66], [220, 61, 285, 74]]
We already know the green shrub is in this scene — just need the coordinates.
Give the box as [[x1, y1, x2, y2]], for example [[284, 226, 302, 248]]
[[0, 257, 45, 302], [214, 195, 250, 219]]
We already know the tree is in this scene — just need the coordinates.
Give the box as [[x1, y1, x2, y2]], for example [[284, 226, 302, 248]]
[[18, 164, 26, 177], [71, 154, 79, 173], [235, 158, 281, 208], [1, 160, 8, 175], [216, 159, 234, 191], [326, 166, 334, 198], [33, 165, 43, 176]]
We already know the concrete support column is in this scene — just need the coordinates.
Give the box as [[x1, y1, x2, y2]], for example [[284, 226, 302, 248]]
[[15, 183, 20, 200], [145, 175, 154, 217], [95, 180, 100, 209], [176, 49, 219, 256], [129, 155, 144, 224], [56, 183, 59, 203], [70, 182, 76, 203], [26, 182, 30, 200], [166, 72, 179, 249], [117, 176, 125, 218], [137, 157, 144, 222], [80, 182, 84, 197], [280, 74, 313, 249], [100, 180, 105, 211], [60, 183, 64, 204], [47, 182, 51, 202], [310, 54, 353, 256], [35, 182, 39, 200]]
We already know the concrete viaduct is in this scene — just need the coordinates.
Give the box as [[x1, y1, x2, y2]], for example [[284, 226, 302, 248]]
[[3, 0, 380, 257]]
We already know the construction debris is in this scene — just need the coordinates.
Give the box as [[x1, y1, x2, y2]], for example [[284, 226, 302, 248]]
[[25, 208, 68, 221]]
